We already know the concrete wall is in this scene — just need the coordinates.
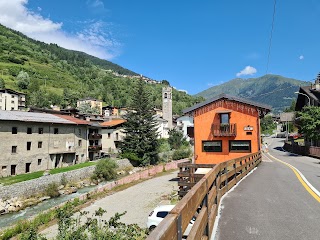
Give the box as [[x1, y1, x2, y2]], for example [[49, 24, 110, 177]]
[[0, 166, 95, 199], [101, 127, 125, 153], [0, 121, 88, 177]]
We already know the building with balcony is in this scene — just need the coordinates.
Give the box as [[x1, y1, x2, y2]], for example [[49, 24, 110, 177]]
[[100, 119, 126, 154], [0, 111, 90, 177], [0, 89, 26, 111], [176, 115, 194, 141], [183, 94, 271, 164]]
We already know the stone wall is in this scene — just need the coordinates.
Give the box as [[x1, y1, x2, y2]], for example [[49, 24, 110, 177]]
[[0, 166, 95, 199]]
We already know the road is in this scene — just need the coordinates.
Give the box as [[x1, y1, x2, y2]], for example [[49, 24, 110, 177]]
[[41, 171, 179, 239], [214, 136, 320, 240]]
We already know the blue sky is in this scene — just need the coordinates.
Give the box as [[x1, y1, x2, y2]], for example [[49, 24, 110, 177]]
[[0, 0, 319, 94]]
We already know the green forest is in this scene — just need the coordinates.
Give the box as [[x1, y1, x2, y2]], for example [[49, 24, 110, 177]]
[[0, 24, 203, 114]]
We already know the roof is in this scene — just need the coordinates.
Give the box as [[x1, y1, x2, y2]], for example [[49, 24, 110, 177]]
[[183, 93, 272, 114], [0, 88, 25, 95], [0, 110, 75, 124], [295, 86, 320, 111], [279, 112, 295, 122], [54, 114, 90, 125], [100, 119, 126, 127]]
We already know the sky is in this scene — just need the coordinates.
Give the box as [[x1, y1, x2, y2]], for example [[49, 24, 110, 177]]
[[0, 0, 319, 95]]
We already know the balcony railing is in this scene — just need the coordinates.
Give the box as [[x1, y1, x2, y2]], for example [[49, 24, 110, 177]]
[[88, 133, 102, 139], [88, 145, 102, 151], [212, 123, 237, 137]]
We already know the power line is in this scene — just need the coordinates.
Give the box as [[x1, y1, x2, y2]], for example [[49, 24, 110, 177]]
[[266, 0, 277, 74]]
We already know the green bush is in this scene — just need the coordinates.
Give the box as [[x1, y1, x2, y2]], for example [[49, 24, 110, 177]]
[[94, 159, 118, 180], [172, 148, 192, 160], [44, 183, 60, 198]]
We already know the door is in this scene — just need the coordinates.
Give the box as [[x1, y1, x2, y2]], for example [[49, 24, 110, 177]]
[[11, 165, 16, 175]]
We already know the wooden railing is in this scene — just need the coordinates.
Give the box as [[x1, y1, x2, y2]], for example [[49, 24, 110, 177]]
[[309, 146, 320, 158], [211, 123, 237, 137], [147, 151, 261, 240]]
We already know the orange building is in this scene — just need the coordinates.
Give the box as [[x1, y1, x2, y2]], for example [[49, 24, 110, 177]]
[[183, 94, 271, 164]]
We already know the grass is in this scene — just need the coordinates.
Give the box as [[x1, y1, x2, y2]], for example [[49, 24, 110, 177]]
[[0, 161, 97, 186], [49, 161, 96, 175]]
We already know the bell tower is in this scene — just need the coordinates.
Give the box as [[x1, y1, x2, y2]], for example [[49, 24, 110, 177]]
[[162, 87, 173, 129]]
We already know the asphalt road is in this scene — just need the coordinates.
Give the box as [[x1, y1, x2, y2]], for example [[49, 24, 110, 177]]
[[214, 137, 320, 240]]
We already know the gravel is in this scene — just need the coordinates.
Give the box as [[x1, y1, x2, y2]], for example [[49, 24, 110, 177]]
[[41, 170, 179, 238]]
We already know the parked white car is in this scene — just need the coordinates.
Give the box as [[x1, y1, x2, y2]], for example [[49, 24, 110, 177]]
[[147, 205, 194, 236]]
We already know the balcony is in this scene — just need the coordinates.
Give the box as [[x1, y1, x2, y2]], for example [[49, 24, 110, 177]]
[[88, 133, 102, 139], [212, 123, 237, 137], [88, 145, 102, 151]]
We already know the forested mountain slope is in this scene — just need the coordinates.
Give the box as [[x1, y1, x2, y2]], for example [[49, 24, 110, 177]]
[[0, 24, 202, 114], [195, 74, 311, 112]]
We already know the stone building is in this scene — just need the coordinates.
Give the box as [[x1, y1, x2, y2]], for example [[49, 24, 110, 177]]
[[100, 119, 126, 154], [0, 111, 89, 177], [162, 87, 173, 129], [0, 88, 26, 111]]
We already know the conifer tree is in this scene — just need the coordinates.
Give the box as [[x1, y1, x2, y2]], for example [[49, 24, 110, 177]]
[[120, 80, 159, 166]]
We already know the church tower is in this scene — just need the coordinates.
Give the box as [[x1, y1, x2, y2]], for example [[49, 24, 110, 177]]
[[162, 87, 173, 129]]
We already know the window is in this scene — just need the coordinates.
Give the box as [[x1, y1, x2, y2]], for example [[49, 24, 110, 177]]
[[156, 211, 169, 219], [116, 133, 119, 140], [38, 128, 43, 134], [202, 141, 222, 152], [12, 127, 17, 134], [11, 95, 14, 98], [2, 166, 6, 171], [27, 127, 32, 134], [25, 163, 31, 173], [38, 159, 42, 165], [12, 146, 17, 153], [229, 140, 251, 152], [220, 113, 229, 124], [54, 128, 58, 134], [108, 133, 111, 139], [11, 100, 14, 104], [78, 140, 82, 147], [246, 132, 253, 135], [11, 107, 14, 110], [38, 141, 42, 148], [27, 142, 31, 150]]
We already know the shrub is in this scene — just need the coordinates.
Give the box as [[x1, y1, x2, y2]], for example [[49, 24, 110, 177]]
[[172, 148, 192, 160], [94, 159, 118, 181], [44, 183, 60, 198]]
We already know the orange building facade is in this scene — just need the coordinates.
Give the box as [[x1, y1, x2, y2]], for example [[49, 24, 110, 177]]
[[183, 94, 271, 164]]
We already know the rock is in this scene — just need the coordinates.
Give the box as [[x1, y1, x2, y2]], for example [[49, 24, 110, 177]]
[[7, 206, 17, 212], [58, 185, 65, 190], [43, 170, 50, 176], [58, 190, 65, 195], [0, 208, 6, 215], [39, 196, 51, 202], [70, 187, 78, 193]]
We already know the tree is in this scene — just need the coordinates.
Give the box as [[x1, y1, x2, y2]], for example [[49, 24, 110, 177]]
[[168, 129, 188, 150], [16, 70, 30, 89], [260, 115, 276, 134], [0, 77, 5, 89], [120, 81, 159, 166], [296, 106, 320, 142], [284, 99, 296, 112], [78, 102, 100, 115]]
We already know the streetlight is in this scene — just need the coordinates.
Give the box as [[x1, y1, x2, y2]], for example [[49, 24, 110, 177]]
[[294, 91, 311, 106]]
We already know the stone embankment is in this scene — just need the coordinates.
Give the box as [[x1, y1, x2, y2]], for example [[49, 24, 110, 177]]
[[0, 159, 134, 215]]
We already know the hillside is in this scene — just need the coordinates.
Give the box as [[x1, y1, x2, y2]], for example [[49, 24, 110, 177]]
[[0, 24, 202, 114], [195, 74, 311, 112]]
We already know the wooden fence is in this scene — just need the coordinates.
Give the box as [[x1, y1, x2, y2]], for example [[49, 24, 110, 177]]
[[147, 151, 262, 240]]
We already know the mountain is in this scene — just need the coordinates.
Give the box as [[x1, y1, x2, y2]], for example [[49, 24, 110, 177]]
[[195, 74, 311, 112], [0, 24, 202, 114]]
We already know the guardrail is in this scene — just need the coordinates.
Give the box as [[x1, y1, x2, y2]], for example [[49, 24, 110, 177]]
[[147, 151, 261, 240]]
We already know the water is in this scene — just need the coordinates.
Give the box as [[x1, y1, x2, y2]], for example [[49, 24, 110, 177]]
[[0, 183, 105, 229]]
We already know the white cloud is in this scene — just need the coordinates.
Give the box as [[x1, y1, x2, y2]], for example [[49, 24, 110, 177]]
[[299, 55, 304, 60], [86, 0, 105, 9], [0, 0, 119, 59], [236, 66, 257, 77]]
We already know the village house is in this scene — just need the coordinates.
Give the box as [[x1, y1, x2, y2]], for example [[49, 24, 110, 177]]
[[0, 88, 26, 111], [183, 94, 271, 164], [176, 115, 194, 141], [0, 110, 90, 177], [100, 119, 126, 154]]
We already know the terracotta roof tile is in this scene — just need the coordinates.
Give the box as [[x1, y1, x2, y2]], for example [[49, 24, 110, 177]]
[[100, 119, 126, 127], [54, 114, 90, 125]]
